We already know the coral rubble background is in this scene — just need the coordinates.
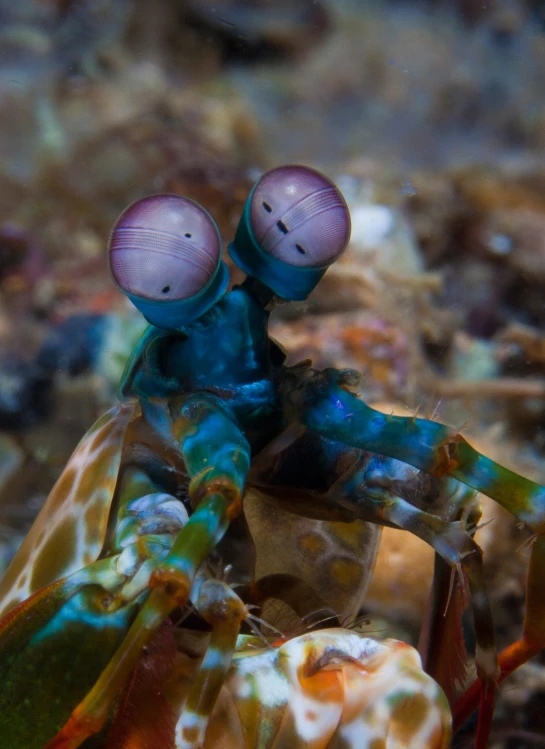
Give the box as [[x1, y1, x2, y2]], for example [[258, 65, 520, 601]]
[[1, 1, 545, 745]]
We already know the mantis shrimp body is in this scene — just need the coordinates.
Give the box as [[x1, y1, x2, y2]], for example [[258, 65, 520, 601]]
[[0, 404, 450, 749], [0, 165, 543, 749]]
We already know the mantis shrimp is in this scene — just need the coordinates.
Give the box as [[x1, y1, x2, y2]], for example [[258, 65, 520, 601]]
[[0, 165, 542, 748]]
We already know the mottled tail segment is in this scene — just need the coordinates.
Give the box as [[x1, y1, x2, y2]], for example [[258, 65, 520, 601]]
[[297, 368, 545, 531], [0, 402, 136, 617], [223, 631, 451, 749]]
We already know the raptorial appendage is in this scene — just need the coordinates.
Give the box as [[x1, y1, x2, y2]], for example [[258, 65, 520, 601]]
[[281, 363, 545, 746], [283, 367, 545, 530], [4, 164, 545, 749], [45, 394, 251, 748]]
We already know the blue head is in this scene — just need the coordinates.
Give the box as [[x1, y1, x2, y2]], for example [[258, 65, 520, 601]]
[[108, 194, 229, 329], [229, 165, 351, 301]]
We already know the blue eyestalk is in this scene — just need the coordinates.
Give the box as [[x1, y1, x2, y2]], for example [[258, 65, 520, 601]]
[[120, 264, 229, 330], [108, 194, 229, 329], [229, 165, 350, 301]]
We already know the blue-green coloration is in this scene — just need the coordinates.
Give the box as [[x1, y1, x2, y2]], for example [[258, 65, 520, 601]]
[[3, 166, 545, 748], [0, 566, 142, 749], [228, 184, 327, 301], [114, 171, 545, 749], [122, 258, 229, 330], [119, 283, 279, 405], [288, 367, 545, 531]]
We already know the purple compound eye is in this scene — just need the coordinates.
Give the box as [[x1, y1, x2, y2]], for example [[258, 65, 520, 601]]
[[249, 165, 350, 268], [108, 195, 221, 301]]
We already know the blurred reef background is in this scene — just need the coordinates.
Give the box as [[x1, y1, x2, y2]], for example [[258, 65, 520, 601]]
[[1, 1, 545, 745]]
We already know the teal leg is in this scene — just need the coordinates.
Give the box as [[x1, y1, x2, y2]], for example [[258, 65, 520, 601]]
[[48, 394, 250, 749], [284, 367, 545, 532]]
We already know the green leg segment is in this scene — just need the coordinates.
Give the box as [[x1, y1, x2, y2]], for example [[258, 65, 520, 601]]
[[287, 367, 545, 748], [46, 394, 250, 749], [289, 368, 545, 532]]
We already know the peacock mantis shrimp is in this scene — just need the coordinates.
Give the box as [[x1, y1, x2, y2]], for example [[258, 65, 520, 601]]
[[0, 165, 543, 748]]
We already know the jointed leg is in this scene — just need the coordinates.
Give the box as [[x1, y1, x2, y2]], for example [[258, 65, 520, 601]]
[[47, 394, 250, 749], [282, 367, 545, 532], [454, 534, 545, 732], [283, 366, 545, 745], [331, 468, 497, 747], [175, 578, 247, 749]]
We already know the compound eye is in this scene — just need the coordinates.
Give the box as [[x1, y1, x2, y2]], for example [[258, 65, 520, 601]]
[[108, 195, 221, 301], [249, 165, 350, 268]]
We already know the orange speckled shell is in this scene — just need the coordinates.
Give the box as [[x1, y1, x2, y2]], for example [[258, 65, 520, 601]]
[[0, 402, 137, 617]]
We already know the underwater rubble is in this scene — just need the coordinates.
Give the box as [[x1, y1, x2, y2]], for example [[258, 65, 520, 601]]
[[0, 1, 545, 744]]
